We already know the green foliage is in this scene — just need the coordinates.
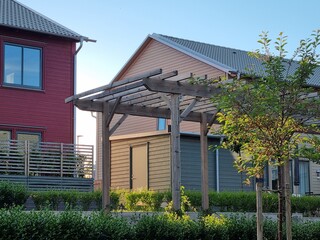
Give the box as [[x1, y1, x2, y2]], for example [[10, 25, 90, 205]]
[[0, 181, 28, 208], [165, 186, 196, 215], [292, 196, 320, 216], [262, 192, 278, 212], [0, 208, 133, 240], [2, 207, 320, 239], [209, 191, 257, 212], [199, 214, 229, 239], [226, 215, 257, 239], [78, 191, 94, 211], [184, 190, 202, 209], [135, 214, 200, 240], [2, 181, 320, 215], [90, 212, 133, 240], [60, 191, 80, 210], [92, 190, 103, 210], [124, 189, 169, 211], [31, 190, 61, 210], [292, 221, 320, 240], [215, 30, 320, 180]]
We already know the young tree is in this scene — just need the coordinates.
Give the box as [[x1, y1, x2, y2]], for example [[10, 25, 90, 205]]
[[215, 30, 320, 240]]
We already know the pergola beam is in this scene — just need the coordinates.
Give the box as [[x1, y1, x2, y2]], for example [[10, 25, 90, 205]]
[[105, 97, 122, 127], [75, 99, 216, 123], [84, 81, 145, 101], [65, 68, 163, 103], [180, 97, 200, 122], [110, 114, 128, 135], [206, 109, 220, 135], [143, 78, 221, 97]]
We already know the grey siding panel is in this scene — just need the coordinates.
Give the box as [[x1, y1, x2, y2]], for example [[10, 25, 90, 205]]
[[309, 161, 320, 194], [110, 134, 171, 191], [180, 136, 215, 190], [218, 149, 254, 191]]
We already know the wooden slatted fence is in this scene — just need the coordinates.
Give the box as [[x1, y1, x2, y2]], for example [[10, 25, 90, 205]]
[[0, 140, 93, 191]]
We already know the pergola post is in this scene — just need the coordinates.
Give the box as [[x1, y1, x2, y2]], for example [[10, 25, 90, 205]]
[[102, 102, 111, 212], [200, 112, 209, 210], [170, 94, 181, 211]]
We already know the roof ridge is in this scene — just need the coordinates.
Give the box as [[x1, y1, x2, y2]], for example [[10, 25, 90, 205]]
[[151, 33, 237, 73], [13, 0, 84, 40], [157, 33, 252, 54]]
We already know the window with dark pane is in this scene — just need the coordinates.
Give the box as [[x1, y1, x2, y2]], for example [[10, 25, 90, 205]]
[[4, 43, 42, 89]]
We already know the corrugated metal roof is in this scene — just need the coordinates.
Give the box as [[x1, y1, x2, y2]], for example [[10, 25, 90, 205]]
[[152, 33, 320, 87], [0, 0, 90, 41]]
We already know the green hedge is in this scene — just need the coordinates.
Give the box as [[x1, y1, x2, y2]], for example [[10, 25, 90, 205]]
[[2, 208, 320, 240], [2, 181, 320, 215], [0, 181, 28, 208]]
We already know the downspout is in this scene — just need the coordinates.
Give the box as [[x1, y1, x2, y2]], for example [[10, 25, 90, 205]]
[[216, 136, 224, 192], [73, 37, 84, 144]]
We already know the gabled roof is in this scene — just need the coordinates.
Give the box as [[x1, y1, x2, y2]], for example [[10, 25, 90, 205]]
[[113, 33, 320, 87], [152, 33, 320, 87], [0, 0, 93, 42]]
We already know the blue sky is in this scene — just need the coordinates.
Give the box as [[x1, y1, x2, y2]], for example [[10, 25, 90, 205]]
[[18, 0, 320, 147]]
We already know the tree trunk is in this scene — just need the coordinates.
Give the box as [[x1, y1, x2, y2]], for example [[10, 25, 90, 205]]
[[277, 165, 285, 240], [256, 176, 263, 240], [284, 161, 292, 240]]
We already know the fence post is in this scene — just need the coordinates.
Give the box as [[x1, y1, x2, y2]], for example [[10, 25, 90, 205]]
[[24, 140, 29, 176], [60, 143, 64, 177]]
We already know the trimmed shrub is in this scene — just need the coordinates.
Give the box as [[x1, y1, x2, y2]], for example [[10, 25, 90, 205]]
[[124, 189, 169, 211], [0, 181, 28, 208], [226, 215, 256, 239], [78, 191, 95, 211], [135, 214, 200, 240], [30, 190, 60, 210], [91, 212, 134, 240], [0, 208, 133, 240], [199, 214, 229, 239], [3, 208, 320, 239], [292, 196, 320, 216], [93, 190, 102, 210], [262, 192, 278, 212], [185, 190, 202, 209], [60, 191, 79, 210]]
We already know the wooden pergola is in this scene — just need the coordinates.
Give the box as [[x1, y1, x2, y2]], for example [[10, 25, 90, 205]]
[[66, 69, 221, 211]]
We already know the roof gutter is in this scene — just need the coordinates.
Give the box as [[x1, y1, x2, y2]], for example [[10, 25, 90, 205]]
[[73, 37, 84, 144]]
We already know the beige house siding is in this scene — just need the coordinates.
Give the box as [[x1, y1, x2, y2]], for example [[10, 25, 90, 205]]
[[111, 115, 157, 136], [116, 39, 225, 80], [309, 161, 320, 194], [109, 133, 171, 191]]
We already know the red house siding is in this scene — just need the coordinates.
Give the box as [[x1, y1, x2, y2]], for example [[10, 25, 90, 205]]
[[0, 27, 75, 143]]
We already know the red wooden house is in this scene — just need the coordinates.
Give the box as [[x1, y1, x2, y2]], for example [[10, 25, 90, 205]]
[[0, 0, 93, 143], [0, 0, 94, 191]]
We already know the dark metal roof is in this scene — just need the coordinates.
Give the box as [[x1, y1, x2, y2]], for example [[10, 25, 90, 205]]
[[0, 0, 91, 42], [151, 33, 320, 87]]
